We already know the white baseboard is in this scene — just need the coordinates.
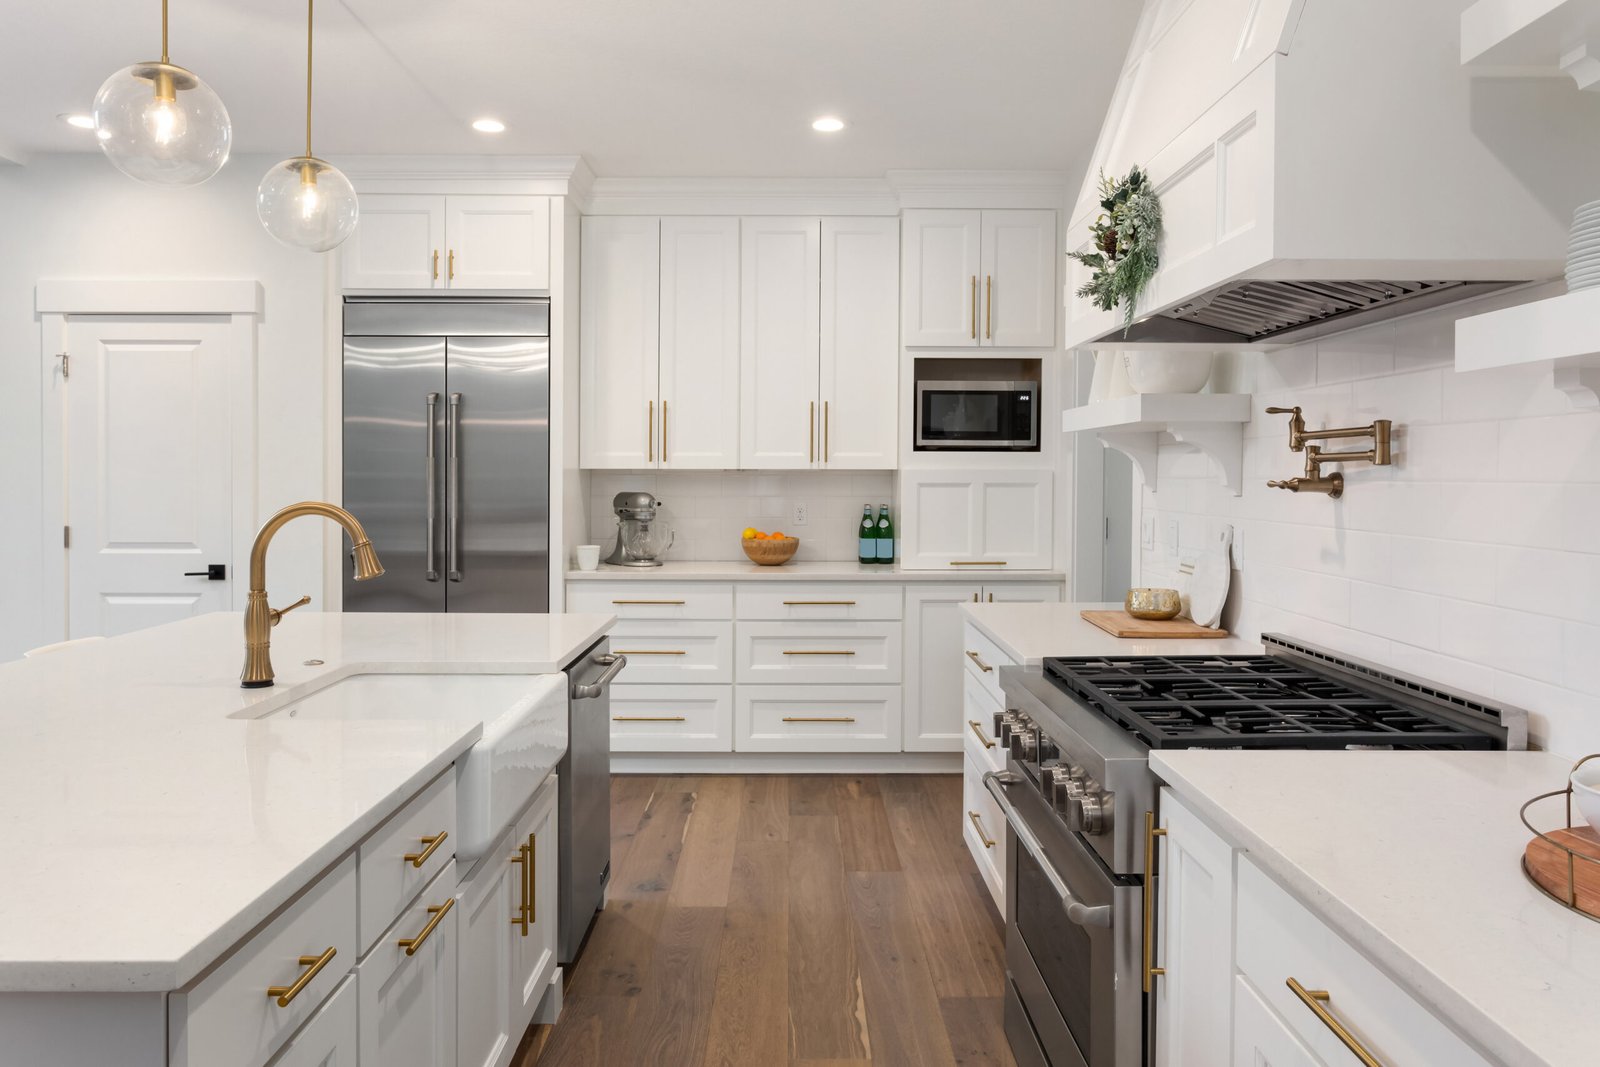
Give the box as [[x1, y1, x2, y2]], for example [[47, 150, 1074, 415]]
[[611, 752, 961, 775]]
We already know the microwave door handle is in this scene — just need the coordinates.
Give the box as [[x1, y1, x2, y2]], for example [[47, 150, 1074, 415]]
[[984, 771, 1113, 929]]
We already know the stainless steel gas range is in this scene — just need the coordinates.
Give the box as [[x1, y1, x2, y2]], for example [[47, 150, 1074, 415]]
[[985, 634, 1528, 1067]]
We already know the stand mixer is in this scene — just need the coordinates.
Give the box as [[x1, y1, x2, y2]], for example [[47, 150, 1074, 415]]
[[604, 491, 674, 567]]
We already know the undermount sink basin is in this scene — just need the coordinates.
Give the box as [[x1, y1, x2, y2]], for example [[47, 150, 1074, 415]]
[[259, 671, 569, 866]]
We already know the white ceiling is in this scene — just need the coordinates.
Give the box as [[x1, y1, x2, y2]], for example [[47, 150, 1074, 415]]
[[5, 0, 1139, 177]]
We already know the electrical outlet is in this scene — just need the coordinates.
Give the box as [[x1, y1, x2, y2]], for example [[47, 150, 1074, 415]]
[[1140, 517, 1155, 550], [792, 503, 809, 527]]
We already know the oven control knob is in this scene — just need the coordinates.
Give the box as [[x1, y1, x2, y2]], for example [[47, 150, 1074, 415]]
[[1045, 765, 1085, 809], [1036, 738, 1060, 764], [1071, 791, 1113, 836], [1012, 730, 1039, 761]]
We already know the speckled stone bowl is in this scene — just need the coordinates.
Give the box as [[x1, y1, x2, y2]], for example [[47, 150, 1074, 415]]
[[1125, 587, 1182, 620]]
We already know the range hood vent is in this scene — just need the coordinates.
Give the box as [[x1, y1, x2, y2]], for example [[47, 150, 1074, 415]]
[[1106, 278, 1520, 348]]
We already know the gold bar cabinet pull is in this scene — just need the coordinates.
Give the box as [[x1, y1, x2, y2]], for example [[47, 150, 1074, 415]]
[[782, 600, 856, 606], [447, 249, 455, 281], [509, 843, 530, 935], [613, 715, 687, 722], [966, 650, 993, 673], [398, 897, 455, 956], [403, 830, 448, 869], [432, 249, 439, 281], [782, 649, 857, 656], [950, 560, 1007, 566], [647, 401, 654, 463], [969, 811, 996, 848], [1143, 811, 1167, 993], [809, 400, 815, 463], [612, 649, 687, 656], [611, 598, 685, 606], [662, 399, 668, 463], [782, 716, 856, 723], [970, 275, 978, 339], [526, 833, 538, 923], [985, 274, 992, 339], [1286, 978, 1384, 1067], [824, 400, 830, 462], [266, 946, 337, 1007], [968, 720, 996, 748]]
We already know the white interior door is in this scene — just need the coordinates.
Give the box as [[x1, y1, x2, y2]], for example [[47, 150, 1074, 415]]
[[65, 316, 235, 638]]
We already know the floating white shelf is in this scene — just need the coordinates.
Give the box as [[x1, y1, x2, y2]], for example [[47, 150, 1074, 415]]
[[1462, 0, 1600, 89], [1061, 393, 1253, 496], [1455, 285, 1600, 408]]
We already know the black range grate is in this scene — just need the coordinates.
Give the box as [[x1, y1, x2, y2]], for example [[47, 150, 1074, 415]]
[[1043, 655, 1498, 750]]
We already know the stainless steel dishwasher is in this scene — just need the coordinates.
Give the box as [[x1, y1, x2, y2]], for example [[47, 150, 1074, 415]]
[[560, 639, 624, 962]]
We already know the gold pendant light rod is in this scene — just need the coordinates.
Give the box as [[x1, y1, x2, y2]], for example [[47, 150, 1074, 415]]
[[305, 0, 314, 159], [160, 0, 170, 63]]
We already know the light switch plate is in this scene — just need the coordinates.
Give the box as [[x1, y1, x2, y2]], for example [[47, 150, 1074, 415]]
[[1141, 517, 1155, 550], [1165, 519, 1180, 553]]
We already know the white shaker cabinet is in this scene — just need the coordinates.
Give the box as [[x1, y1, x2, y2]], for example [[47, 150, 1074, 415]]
[[1232, 976, 1322, 1067], [1152, 788, 1237, 1067], [899, 469, 1054, 570], [659, 217, 742, 468], [510, 781, 560, 1022], [819, 216, 900, 468], [740, 217, 822, 468], [343, 194, 550, 291], [580, 216, 661, 468], [902, 209, 1056, 348], [358, 863, 460, 1067], [268, 976, 359, 1067]]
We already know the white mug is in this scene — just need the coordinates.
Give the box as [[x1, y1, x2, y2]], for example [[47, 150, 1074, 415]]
[[574, 545, 601, 571]]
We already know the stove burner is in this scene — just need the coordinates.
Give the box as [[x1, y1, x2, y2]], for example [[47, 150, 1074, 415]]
[[1043, 655, 1497, 750]]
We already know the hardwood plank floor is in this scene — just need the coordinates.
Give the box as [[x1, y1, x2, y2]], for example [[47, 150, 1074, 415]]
[[516, 774, 1016, 1067]]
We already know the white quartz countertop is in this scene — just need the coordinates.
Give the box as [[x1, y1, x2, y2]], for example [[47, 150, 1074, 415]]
[[566, 560, 1067, 583], [960, 601, 1263, 664], [0, 610, 613, 993], [1153, 749, 1600, 1067]]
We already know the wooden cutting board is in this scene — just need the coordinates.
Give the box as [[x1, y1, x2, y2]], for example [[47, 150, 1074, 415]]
[[1081, 610, 1230, 639], [1524, 825, 1600, 918]]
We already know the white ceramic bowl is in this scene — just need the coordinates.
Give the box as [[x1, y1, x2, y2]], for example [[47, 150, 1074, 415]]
[[1122, 350, 1214, 394], [1571, 760, 1600, 833]]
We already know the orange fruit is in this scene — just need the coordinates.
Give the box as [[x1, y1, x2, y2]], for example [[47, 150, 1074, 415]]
[[770, 531, 786, 539]]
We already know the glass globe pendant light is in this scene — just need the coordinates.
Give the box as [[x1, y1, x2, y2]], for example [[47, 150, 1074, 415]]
[[92, 0, 232, 185], [257, 0, 358, 252]]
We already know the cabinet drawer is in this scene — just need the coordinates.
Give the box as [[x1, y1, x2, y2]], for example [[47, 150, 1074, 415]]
[[609, 620, 732, 683], [736, 621, 902, 684], [359, 769, 456, 955], [962, 672, 1006, 775], [566, 582, 733, 619], [735, 685, 901, 752], [736, 584, 903, 621], [610, 684, 734, 752], [266, 974, 356, 1067], [961, 621, 1014, 708], [169, 854, 358, 1067], [962, 749, 1006, 916], [1236, 857, 1492, 1067], [357, 861, 459, 1067]]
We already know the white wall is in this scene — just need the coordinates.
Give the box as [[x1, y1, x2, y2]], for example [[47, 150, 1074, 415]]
[[0, 154, 331, 661], [585, 469, 894, 564], [1134, 283, 1600, 756]]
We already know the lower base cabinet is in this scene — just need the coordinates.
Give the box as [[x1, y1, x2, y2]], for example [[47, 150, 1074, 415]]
[[269, 976, 358, 1067], [455, 776, 560, 1067], [359, 862, 460, 1067], [1153, 789, 1236, 1067], [1232, 975, 1319, 1067]]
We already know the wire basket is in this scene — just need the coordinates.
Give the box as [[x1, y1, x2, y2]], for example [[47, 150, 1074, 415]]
[[1519, 753, 1600, 922]]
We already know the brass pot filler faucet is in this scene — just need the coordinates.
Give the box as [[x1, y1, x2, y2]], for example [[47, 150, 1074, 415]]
[[242, 501, 385, 688], [1265, 406, 1392, 499]]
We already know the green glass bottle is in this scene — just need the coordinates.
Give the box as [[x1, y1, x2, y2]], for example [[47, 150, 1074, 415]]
[[875, 504, 895, 564], [858, 505, 877, 565]]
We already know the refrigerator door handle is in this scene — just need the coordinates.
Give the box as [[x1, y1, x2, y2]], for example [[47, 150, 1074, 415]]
[[447, 391, 463, 582], [425, 392, 440, 582]]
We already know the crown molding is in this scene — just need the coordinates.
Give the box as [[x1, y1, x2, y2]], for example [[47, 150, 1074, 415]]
[[338, 154, 588, 196], [583, 176, 900, 216], [885, 169, 1072, 209]]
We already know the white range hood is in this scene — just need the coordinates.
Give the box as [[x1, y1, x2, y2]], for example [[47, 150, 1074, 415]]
[[1064, 0, 1600, 350]]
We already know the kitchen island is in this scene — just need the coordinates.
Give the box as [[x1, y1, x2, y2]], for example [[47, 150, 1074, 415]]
[[0, 610, 612, 1066]]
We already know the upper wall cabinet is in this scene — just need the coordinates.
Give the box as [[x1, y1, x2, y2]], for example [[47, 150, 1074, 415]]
[[342, 194, 551, 291], [580, 216, 741, 469], [902, 209, 1056, 349], [741, 217, 900, 470]]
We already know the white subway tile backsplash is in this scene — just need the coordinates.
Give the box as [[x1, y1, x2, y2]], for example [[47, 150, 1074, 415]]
[[1136, 298, 1600, 754]]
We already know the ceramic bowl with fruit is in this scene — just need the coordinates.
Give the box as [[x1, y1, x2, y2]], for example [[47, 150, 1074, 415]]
[[741, 527, 799, 566]]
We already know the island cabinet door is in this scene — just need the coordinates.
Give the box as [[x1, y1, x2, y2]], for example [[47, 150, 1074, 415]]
[[902, 583, 983, 751], [1153, 788, 1236, 1067], [455, 833, 519, 1067], [1231, 975, 1321, 1067], [510, 779, 561, 1030], [271, 975, 358, 1066], [358, 863, 459, 1067]]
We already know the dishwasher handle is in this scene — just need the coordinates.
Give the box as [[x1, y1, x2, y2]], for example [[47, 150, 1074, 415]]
[[571, 653, 628, 700], [984, 770, 1113, 929]]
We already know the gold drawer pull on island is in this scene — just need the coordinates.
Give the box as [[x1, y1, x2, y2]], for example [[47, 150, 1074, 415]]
[[613, 715, 687, 722], [782, 649, 857, 656], [1286, 977, 1384, 1066], [782, 599, 856, 606], [966, 650, 993, 673], [510, 844, 530, 935], [266, 946, 337, 1007], [398, 897, 455, 956], [403, 830, 448, 868], [782, 716, 856, 723], [968, 810, 996, 848], [968, 720, 996, 748]]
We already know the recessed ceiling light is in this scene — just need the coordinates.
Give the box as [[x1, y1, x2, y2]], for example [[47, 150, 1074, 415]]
[[811, 116, 845, 133], [471, 118, 506, 134], [59, 113, 95, 130]]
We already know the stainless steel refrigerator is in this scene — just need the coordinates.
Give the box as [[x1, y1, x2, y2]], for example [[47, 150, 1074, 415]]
[[342, 296, 550, 613]]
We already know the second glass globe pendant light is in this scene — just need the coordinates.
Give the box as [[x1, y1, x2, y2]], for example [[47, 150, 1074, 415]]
[[93, 0, 232, 185], [258, 0, 358, 251]]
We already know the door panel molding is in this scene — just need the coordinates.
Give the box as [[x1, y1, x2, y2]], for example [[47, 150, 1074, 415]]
[[38, 280, 262, 645]]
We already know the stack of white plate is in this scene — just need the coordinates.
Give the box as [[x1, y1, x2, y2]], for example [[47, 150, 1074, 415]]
[[1568, 200, 1600, 291]]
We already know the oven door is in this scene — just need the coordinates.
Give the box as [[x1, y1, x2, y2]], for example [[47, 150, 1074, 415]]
[[986, 771, 1143, 1067], [915, 380, 1039, 450]]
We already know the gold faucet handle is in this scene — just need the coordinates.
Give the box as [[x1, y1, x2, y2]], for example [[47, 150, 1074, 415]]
[[1264, 406, 1301, 415], [1267, 479, 1300, 492], [270, 595, 312, 625]]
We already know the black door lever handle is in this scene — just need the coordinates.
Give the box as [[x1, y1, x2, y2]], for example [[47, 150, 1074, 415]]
[[183, 564, 227, 581]]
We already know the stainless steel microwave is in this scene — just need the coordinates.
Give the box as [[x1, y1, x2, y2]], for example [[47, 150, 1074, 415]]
[[915, 380, 1040, 451]]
